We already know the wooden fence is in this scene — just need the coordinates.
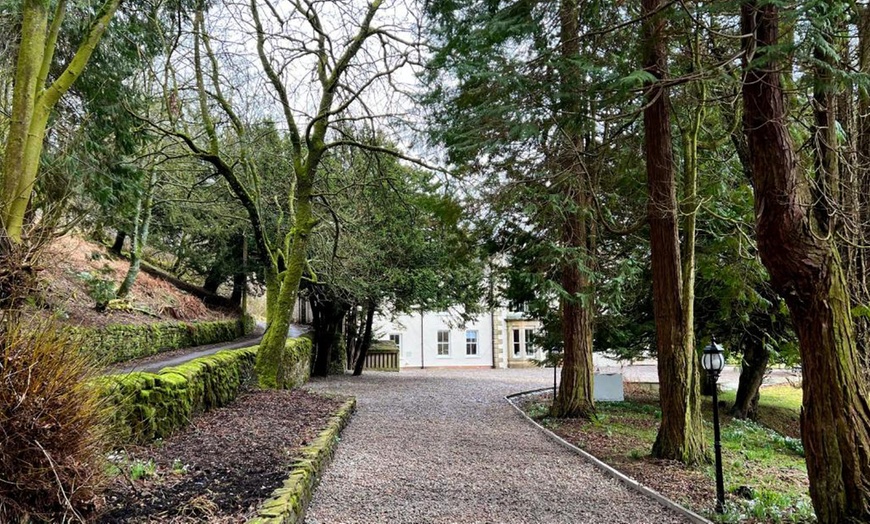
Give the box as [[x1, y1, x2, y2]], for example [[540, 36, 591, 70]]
[[364, 341, 400, 372]]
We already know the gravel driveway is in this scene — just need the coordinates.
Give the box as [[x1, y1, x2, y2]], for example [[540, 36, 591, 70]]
[[304, 368, 692, 524]]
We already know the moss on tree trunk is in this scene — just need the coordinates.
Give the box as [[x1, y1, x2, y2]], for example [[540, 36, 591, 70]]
[[742, 3, 870, 520], [642, 0, 705, 464], [2, 0, 121, 242], [255, 182, 315, 389]]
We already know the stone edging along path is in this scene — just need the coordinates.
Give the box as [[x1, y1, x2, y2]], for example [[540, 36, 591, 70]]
[[247, 397, 357, 524], [505, 388, 713, 524]]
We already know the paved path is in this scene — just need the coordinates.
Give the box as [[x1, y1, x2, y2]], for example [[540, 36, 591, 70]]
[[304, 368, 692, 524], [108, 323, 310, 374]]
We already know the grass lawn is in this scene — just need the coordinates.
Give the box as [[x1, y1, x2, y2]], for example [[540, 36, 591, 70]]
[[718, 383, 802, 439], [521, 382, 812, 523]]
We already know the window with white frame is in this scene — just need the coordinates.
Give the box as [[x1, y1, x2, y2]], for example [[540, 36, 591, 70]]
[[512, 329, 521, 356], [525, 328, 535, 356], [389, 333, 401, 347], [437, 330, 450, 356], [465, 330, 478, 356]]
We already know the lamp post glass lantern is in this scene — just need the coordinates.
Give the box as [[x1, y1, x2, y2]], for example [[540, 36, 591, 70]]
[[702, 339, 726, 513], [702, 344, 725, 376]]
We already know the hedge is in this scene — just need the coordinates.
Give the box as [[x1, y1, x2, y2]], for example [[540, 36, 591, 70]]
[[97, 336, 312, 444], [70, 317, 253, 364]]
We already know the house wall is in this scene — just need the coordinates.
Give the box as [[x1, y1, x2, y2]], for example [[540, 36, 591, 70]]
[[374, 307, 546, 369], [374, 310, 494, 368]]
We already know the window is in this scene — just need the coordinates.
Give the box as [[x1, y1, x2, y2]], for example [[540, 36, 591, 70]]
[[512, 329, 521, 356], [465, 330, 478, 356], [389, 333, 401, 348], [525, 328, 536, 356], [437, 330, 450, 356]]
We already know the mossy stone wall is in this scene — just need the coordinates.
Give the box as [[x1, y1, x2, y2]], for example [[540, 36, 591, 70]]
[[248, 398, 356, 524], [71, 317, 253, 364], [97, 336, 312, 444]]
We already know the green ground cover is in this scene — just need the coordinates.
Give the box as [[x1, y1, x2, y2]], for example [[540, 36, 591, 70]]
[[523, 383, 812, 523], [718, 383, 802, 439]]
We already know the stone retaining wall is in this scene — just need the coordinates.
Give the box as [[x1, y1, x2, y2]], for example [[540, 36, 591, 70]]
[[71, 317, 253, 364], [97, 336, 312, 444], [248, 397, 356, 524]]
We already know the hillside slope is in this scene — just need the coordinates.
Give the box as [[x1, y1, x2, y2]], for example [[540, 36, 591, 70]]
[[35, 235, 234, 327]]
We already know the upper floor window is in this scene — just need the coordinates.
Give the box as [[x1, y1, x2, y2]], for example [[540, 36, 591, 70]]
[[389, 333, 401, 347]]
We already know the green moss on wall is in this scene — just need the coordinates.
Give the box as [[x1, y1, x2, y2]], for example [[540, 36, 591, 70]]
[[247, 397, 356, 524], [97, 337, 312, 444], [70, 317, 253, 364]]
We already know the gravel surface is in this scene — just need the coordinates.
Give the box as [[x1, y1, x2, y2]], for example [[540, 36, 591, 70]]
[[304, 368, 692, 524]]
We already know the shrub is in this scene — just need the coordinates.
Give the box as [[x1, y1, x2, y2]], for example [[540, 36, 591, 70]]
[[75, 270, 116, 311], [0, 317, 108, 523]]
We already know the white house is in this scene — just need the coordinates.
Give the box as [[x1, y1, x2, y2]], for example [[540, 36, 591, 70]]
[[373, 306, 545, 369]]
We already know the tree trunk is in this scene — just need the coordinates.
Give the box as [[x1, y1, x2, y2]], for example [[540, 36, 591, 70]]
[[352, 304, 369, 365], [255, 179, 316, 389], [679, 38, 705, 405], [553, 264, 595, 418], [171, 232, 187, 274], [117, 170, 157, 299], [742, 3, 870, 521], [203, 266, 224, 294], [1, 0, 121, 242], [352, 300, 376, 376], [230, 272, 245, 306], [109, 230, 126, 255], [264, 267, 279, 326], [730, 337, 768, 420], [855, 6, 870, 372], [552, 189, 595, 418], [311, 296, 324, 374], [229, 233, 247, 306], [550, 0, 595, 419], [345, 306, 358, 370], [1, 0, 48, 239], [810, 19, 839, 237], [642, 0, 705, 464], [310, 296, 348, 377]]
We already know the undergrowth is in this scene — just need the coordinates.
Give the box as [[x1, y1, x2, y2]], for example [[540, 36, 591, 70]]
[[0, 315, 109, 523]]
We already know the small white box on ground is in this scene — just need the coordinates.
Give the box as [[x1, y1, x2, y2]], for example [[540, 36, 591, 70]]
[[594, 373, 624, 402]]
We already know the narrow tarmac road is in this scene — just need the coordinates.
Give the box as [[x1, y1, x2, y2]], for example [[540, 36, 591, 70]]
[[304, 368, 693, 524], [107, 323, 309, 374]]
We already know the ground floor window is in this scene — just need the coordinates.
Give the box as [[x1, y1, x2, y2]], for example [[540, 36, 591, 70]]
[[389, 333, 401, 347], [466, 330, 478, 355], [525, 328, 535, 356], [510, 327, 540, 359], [437, 330, 450, 356]]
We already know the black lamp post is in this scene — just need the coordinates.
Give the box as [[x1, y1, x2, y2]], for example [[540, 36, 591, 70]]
[[702, 339, 726, 513]]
